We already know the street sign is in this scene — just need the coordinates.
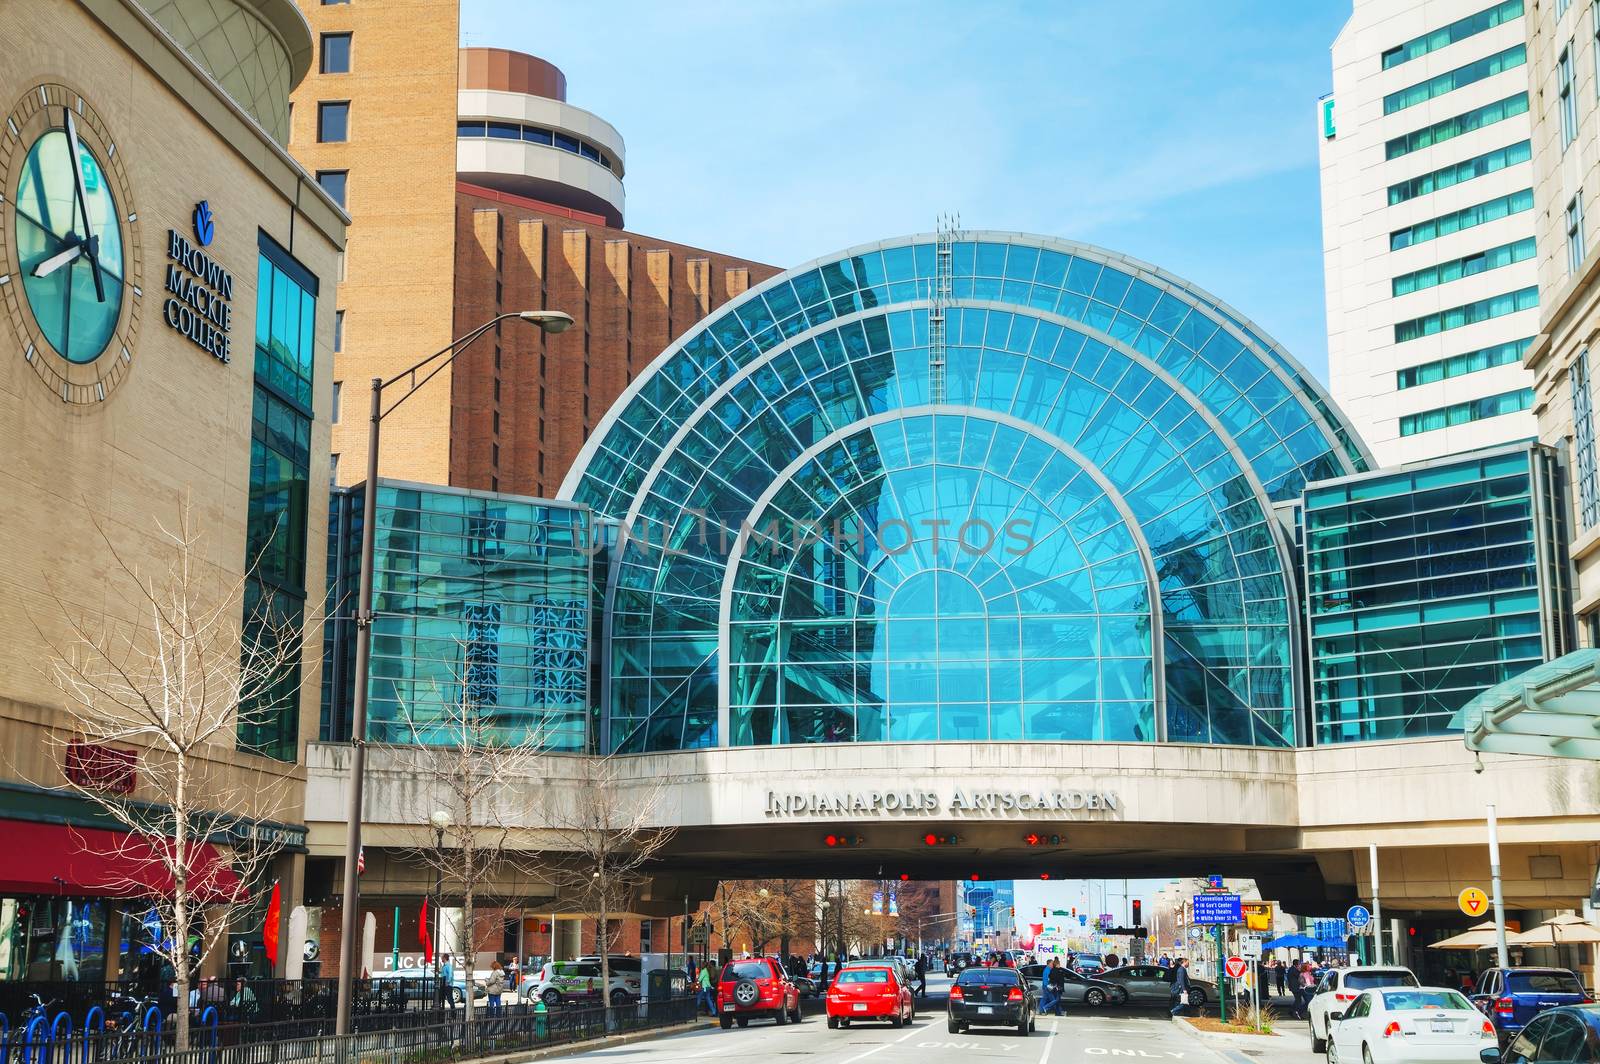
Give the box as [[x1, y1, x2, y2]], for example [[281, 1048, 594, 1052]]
[[1193, 892, 1243, 924], [1240, 935, 1262, 960], [1224, 956, 1249, 979], [1188, 927, 1202, 940], [1458, 887, 1489, 918], [1346, 904, 1371, 928]]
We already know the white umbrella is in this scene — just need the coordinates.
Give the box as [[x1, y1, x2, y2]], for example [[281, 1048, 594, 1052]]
[[285, 906, 308, 980], [362, 912, 377, 977], [1428, 921, 1503, 950], [1509, 913, 1600, 947]]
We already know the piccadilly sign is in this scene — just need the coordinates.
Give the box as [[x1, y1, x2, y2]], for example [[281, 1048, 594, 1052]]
[[163, 200, 234, 363], [764, 787, 1120, 817]]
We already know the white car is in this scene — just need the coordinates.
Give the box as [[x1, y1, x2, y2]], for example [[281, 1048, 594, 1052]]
[[528, 960, 640, 1007], [1328, 985, 1497, 1064], [1311, 967, 1422, 1052]]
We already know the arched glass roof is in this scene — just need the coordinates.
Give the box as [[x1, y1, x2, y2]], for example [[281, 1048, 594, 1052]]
[[562, 233, 1370, 753]]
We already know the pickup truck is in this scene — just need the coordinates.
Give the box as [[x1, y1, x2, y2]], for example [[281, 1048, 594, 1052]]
[[1470, 967, 1591, 1043]]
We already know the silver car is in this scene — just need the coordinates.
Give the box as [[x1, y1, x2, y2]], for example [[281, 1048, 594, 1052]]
[[1096, 965, 1214, 1008]]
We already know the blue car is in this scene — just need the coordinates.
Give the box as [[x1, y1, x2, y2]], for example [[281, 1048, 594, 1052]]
[[1471, 968, 1591, 1044], [1490, 1004, 1600, 1064]]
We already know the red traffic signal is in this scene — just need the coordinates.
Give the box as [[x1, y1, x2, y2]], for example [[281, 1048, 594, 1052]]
[[923, 832, 961, 846], [823, 832, 864, 848], [899, 873, 909, 881], [969, 873, 980, 881], [1023, 832, 1062, 846]]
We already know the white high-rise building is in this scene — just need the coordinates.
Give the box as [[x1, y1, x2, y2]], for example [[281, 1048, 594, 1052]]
[[1321, 0, 1538, 464]]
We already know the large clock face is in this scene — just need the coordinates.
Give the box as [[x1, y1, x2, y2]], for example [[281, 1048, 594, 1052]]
[[0, 84, 142, 404]]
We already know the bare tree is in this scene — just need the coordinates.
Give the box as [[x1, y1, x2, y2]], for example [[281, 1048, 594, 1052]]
[[394, 676, 551, 1029], [715, 881, 785, 956], [37, 503, 303, 1049], [547, 755, 675, 1016]]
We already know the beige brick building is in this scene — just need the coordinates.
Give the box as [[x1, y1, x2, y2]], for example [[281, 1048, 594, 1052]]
[[0, 0, 343, 979]]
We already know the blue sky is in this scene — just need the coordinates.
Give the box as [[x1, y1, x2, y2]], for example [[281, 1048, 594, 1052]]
[[463, 1, 1350, 381]]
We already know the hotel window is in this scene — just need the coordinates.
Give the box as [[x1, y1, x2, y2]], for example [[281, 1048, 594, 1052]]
[[1560, 44, 1577, 149], [321, 34, 351, 74], [1574, 350, 1598, 526], [317, 170, 347, 209], [242, 233, 319, 761], [317, 101, 349, 143], [332, 381, 342, 424], [1569, 193, 1586, 273], [333, 309, 344, 352], [1398, 387, 1533, 435], [329, 453, 340, 484]]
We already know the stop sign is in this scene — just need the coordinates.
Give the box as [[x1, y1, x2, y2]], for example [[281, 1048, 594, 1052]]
[[1224, 956, 1249, 979]]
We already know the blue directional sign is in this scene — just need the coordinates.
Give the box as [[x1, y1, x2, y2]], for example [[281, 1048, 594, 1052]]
[[1192, 893, 1242, 925], [1346, 905, 1371, 928]]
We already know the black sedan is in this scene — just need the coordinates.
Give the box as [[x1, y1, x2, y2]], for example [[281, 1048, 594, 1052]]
[[1492, 1004, 1600, 1064], [948, 967, 1037, 1035], [1020, 964, 1129, 1006]]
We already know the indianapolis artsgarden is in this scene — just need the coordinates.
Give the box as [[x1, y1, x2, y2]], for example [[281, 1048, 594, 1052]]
[[321, 233, 1570, 758]]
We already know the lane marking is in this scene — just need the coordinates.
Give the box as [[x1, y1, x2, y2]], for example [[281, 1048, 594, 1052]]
[[1036, 1017, 1056, 1064], [837, 1022, 920, 1064]]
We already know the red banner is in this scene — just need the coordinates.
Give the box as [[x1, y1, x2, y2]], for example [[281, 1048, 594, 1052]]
[[263, 881, 281, 966], [420, 895, 434, 965]]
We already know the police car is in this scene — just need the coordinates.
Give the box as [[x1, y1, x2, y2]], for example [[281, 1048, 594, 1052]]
[[529, 960, 640, 1007]]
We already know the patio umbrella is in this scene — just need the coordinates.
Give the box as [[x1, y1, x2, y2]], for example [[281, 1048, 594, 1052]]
[[1428, 921, 1503, 950], [1509, 913, 1600, 947]]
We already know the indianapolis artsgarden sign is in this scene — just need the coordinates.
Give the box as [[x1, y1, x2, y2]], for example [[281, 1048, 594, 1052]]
[[764, 787, 1120, 817]]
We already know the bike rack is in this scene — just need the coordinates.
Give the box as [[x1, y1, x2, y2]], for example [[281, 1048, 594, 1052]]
[[82, 1007, 104, 1064], [49, 1011, 73, 1064], [140, 1005, 161, 1034], [199, 1006, 219, 1061], [22, 1015, 47, 1064]]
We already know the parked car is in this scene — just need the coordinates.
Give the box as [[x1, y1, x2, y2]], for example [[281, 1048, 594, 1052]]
[[1491, 1004, 1600, 1064], [573, 955, 644, 1004], [717, 957, 802, 1029], [366, 966, 481, 1003], [1309, 966, 1421, 1052], [826, 964, 913, 1028], [1471, 968, 1591, 1044], [1327, 986, 1496, 1064], [527, 961, 637, 1007], [1019, 963, 1129, 1006], [948, 966, 1037, 1036], [1097, 964, 1215, 1008]]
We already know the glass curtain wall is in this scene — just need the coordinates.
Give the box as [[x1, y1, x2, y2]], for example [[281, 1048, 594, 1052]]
[[239, 234, 318, 761], [1304, 444, 1570, 743], [321, 481, 592, 750]]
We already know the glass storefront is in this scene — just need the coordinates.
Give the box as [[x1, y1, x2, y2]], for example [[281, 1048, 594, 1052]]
[[0, 898, 109, 982]]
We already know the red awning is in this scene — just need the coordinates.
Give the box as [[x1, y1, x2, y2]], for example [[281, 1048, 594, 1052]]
[[0, 820, 242, 902]]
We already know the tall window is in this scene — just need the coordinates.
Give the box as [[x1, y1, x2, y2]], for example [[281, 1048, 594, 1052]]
[[316, 170, 347, 209], [1560, 44, 1577, 149], [1568, 193, 1586, 273], [320, 33, 351, 74], [317, 101, 349, 142], [333, 308, 344, 352], [240, 233, 319, 760], [1574, 350, 1598, 527]]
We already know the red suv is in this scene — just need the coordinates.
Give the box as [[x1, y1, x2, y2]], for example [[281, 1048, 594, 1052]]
[[718, 957, 802, 1028]]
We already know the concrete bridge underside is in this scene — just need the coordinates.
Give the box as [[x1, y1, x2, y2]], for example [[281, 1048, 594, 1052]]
[[306, 737, 1600, 916]]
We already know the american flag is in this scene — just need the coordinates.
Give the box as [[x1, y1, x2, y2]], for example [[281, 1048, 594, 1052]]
[[356, 847, 365, 875]]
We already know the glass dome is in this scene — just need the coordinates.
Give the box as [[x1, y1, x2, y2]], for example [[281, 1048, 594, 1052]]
[[562, 233, 1370, 752]]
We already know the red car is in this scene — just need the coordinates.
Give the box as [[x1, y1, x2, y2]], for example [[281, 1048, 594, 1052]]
[[826, 965, 913, 1029], [718, 957, 802, 1028]]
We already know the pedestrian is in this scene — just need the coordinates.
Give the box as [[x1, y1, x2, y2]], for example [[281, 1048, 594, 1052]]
[[1276, 959, 1288, 998], [228, 977, 258, 1022], [1158, 954, 1171, 969], [697, 960, 716, 1015], [1294, 960, 1316, 1019], [1170, 958, 1190, 1018], [485, 961, 506, 1017], [915, 953, 928, 999], [1045, 958, 1068, 1016]]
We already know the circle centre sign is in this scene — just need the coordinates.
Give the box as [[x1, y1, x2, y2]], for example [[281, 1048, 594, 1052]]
[[1458, 887, 1489, 917], [1224, 956, 1249, 980]]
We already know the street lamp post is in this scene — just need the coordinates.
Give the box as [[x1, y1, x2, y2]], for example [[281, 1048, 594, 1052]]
[[334, 309, 574, 1035], [429, 810, 449, 1007]]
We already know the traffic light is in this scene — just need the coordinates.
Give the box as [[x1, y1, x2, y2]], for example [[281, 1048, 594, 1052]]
[[1132, 900, 1142, 927], [1022, 832, 1062, 846], [969, 873, 980, 881], [823, 832, 864, 847], [923, 832, 961, 846], [899, 873, 909, 881], [1071, 907, 1077, 916]]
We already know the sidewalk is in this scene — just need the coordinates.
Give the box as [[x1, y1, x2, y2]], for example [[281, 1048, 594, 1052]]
[[1172, 1011, 1318, 1064]]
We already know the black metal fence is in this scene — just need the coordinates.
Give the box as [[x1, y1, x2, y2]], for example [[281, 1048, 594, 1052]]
[[0, 977, 483, 1035], [0, 996, 699, 1064]]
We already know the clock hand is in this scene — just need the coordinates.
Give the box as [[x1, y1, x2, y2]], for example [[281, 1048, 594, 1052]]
[[62, 107, 106, 303], [31, 241, 83, 278]]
